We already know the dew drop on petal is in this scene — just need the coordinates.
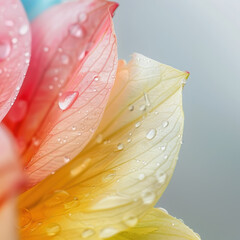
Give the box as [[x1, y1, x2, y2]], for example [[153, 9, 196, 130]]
[[141, 190, 155, 204], [128, 105, 134, 111], [81, 228, 95, 238], [162, 120, 169, 128], [58, 91, 79, 111], [123, 215, 138, 227], [117, 143, 124, 151], [156, 170, 167, 184], [19, 24, 29, 35], [46, 223, 61, 236], [135, 121, 141, 128], [138, 173, 145, 180], [0, 40, 11, 61], [99, 227, 118, 238], [146, 128, 156, 140], [69, 23, 84, 38], [61, 54, 70, 65], [64, 156, 70, 163]]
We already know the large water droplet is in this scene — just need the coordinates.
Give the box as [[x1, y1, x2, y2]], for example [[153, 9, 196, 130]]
[[0, 40, 11, 61], [123, 215, 138, 227], [99, 227, 118, 238], [146, 129, 156, 140], [141, 189, 155, 204], [19, 24, 29, 35], [46, 223, 61, 236], [81, 228, 95, 238], [69, 23, 84, 38], [58, 91, 79, 111], [135, 121, 141, 128]]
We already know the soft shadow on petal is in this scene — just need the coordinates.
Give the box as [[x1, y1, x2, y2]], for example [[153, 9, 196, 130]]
[[5, 0, 118, 188], [0, 126, 21, 240], [109, 208, 201, 240], [19, 54, 188, 239], [0, 0, 31, 121], [21, 0, 61, 20]]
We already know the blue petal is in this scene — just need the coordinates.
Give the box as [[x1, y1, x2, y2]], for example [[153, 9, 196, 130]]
[[21, 0, 62, 20]]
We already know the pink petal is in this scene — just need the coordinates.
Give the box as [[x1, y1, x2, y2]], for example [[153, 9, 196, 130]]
[[5, 0, 118, 188], [0, 125, 21, 206], [0, 0, 31, 121]]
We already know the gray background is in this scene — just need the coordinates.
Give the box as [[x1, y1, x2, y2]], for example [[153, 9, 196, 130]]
[[114, 1, 240, 239]]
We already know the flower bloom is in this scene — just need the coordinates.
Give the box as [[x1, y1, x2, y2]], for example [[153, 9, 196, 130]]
[[0, 0, 200, 239]]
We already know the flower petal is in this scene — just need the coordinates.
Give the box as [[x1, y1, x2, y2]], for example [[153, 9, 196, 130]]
[[0, 0, 31, 121], [0, 126, 21, 240], [21, 0, 61, 20], [109, 208, 201, 240], [19, 54, 188, 239], [5, 0, 118, 187]]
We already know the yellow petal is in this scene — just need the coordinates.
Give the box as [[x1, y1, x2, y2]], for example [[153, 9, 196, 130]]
[[19, 54, 188, 239], [109, 208, 201, 240]]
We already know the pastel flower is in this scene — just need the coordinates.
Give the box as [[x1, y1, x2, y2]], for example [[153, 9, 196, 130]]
[[0, 0, 200, 239]]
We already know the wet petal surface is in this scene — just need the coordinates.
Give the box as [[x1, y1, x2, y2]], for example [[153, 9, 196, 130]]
[[19, 54, 188, 239], [0, 0, 31, 121]]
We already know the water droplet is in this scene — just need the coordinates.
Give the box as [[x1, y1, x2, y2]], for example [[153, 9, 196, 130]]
[[141, 190, 155, 204], [32, 137, 40, 146], [117, 143, 124, 151], [162, 121, 169, 128], [46, 223, 61, 236], [19, 208, 32, 229], [72, 126, 77, 131], [61, 54, 70, 65], [139, 104, 146, 111], [123, 215, 138, 227], [70, 158, 91, 177], [128, 105, 134, 111], [43, 47, 49, 52], [81, 228, 95, 238], [156, 170, 167, 184], [160, 145, 166, 151], [135, 121, 141, 128], [48, 85, 53, 90], [11, 38, 18, 44], [158, 207, 168, 214], [99, 227, 118, 238], [96, 134, 103, 144], [69, 23, 84, 38], [5, 20, 14, 27], [0, 40, 11, 61], [64, 197, 79, 209], [58, 91, 79, 111], [102, 170, 116, 182], [146, 129, 156, 140], [93, 75, 99, 81], [19, 24, 29, 35], [138, 173, 145, 180], [144, 92, 151, 106], [64, 156, 70, 163], [44, 190, 70, 207], [163, 154, 168, 160], [78, 13, 87, 23]]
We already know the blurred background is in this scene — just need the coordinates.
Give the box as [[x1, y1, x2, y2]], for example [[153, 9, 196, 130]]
[[114, 0, 239, 239]]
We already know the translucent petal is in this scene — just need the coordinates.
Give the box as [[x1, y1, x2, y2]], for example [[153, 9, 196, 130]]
[[19, 54, 188, 239], [0, 0, 31, 121], [110, 208, 201, 240], [5, 0, 118, 188]]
